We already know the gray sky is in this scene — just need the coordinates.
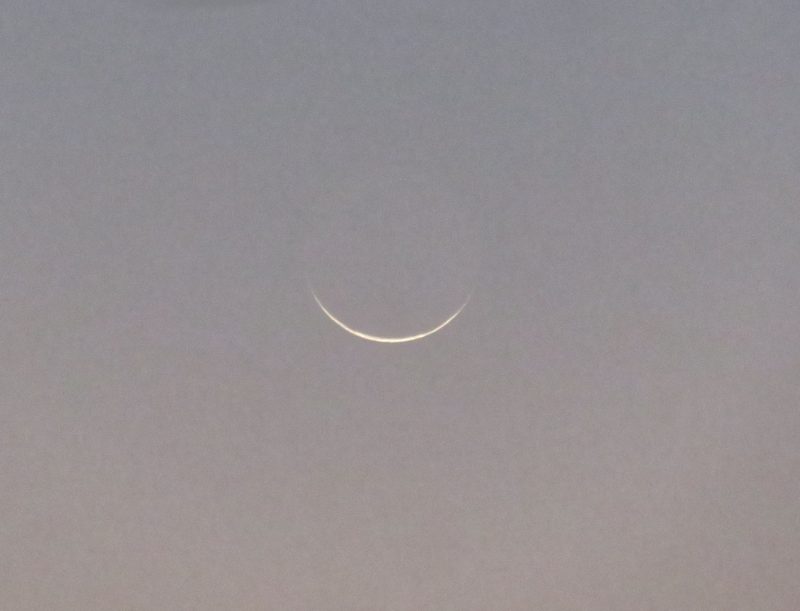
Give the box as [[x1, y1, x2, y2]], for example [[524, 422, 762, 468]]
[[2, 1, 799, 609]]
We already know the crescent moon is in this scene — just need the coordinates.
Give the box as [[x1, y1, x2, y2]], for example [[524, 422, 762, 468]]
[[311, 289, 470, 344]]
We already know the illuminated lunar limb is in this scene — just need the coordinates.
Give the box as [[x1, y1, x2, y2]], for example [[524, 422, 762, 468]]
[[311, 289, 469, 344]]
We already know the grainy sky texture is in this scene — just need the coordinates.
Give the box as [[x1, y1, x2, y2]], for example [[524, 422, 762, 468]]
[[1, 1, 799, 609]]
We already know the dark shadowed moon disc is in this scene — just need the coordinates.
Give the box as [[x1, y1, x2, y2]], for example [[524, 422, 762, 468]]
[[303, 162, 480, 342]]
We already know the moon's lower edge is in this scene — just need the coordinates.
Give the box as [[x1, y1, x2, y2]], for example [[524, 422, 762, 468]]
[[311, 289, 469, 344]]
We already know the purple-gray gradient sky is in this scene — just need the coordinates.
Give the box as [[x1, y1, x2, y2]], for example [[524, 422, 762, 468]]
[[2, 1, 799, 609]]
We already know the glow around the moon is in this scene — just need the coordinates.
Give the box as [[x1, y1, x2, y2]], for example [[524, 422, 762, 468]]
[[311, 289, 469, 344]]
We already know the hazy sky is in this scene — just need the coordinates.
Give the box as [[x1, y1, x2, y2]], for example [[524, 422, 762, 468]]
[[2, 1, 799, 609]]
